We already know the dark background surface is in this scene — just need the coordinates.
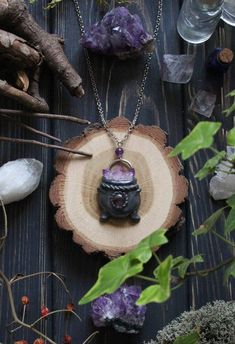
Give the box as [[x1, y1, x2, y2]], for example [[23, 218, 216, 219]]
[[0, 0, 234, 343]]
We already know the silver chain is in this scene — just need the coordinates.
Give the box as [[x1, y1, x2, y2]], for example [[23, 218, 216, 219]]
[[73, 0, 163, 147]]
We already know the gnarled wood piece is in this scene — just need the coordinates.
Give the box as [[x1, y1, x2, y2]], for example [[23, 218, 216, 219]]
[[50, 117, 188, 257], [0, 28, 41, 68], [0, 0, 84, 97], [0, 79, 49, 112]]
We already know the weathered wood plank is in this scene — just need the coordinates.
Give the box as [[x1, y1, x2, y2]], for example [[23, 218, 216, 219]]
[[183, 22, 235, 311], [0, 1, 234, 343], [0, 1, 54, 343]]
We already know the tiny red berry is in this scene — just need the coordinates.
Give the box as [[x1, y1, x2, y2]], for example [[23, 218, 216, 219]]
[[66, 303, 74, 312], [33, 339, 45, 344], [14, 341, 28, 344], [21, 296, 30, 305], [63, 335, 72, 344], [41, 305, 49, 317]]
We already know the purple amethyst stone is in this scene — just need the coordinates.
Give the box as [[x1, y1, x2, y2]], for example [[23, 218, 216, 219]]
[[91, 285, 146, 333], [103, 164, 135, 182], [81, 7, 153, 59], [115, 147, 124, 158]]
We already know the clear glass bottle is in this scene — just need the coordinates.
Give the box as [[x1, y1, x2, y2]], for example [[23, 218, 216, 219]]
[[177, 0, 224, 44], [221, 0, 235, 26]]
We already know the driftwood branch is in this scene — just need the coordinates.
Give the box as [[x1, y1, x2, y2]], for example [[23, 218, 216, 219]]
[[0, 28, 41, 69], [0, 0, 84, 98], [0, 79, 49, 112], [0, 136, 93, 157], [0, 108, 91, 124], [1, 114, 61, 142]]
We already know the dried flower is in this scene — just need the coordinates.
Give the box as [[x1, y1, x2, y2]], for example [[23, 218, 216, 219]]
[[63, 335, 72, 343], [33, 339, 44, 344], [91, 285, 146, 333], [81, 7, 153, 59], [21, 296, 30, 305], [147, 300, 235, 344], [66, 303, 74, 312], [41, 305, 49, 317]]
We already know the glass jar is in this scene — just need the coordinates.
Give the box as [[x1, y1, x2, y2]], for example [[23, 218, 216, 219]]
[[177, 0, 224, 44], [221, 0, 235, 26]]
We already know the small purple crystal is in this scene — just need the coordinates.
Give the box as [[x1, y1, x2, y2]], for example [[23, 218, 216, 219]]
[[81, 7, 153, 59], [91, 285, 146, 333], [103, 163, 135, 182], [115, 147, 124, 158]]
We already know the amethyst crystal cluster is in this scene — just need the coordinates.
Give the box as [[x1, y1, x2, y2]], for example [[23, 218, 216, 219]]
[[91, 285, 146, 333], [81, 7, 153, 59]]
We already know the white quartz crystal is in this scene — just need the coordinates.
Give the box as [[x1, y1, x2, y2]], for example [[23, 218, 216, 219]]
[[0, 159, 43, 204], [209, 160, 235, 200]]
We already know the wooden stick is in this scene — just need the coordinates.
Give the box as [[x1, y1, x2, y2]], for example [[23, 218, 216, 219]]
[[0, 137, 92, 157], [0, 108, 91, 125], [0, 80, 49, 113], [1, 114, 61, 143]]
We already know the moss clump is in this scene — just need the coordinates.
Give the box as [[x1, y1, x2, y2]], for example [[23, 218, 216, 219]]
[[147, 300, 235, 344]]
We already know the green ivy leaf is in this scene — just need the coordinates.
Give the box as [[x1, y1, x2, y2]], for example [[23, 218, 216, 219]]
[[169, 122, 221, 160], [225, 208, 235, 234], [195, 151, 226, 180], [224, 260, 235, 283], [173, 331, 200, 344], [44, 0, 63, 9], [226, 194, 235, 208], [79, 229, 168, 305], [193, 208, 225, 236], [227, 128, 235, 146], [223, 91, 235, 117], [136, 256, 172, 305], [172, 256, 185, 268], [177, 255, 204, 279]]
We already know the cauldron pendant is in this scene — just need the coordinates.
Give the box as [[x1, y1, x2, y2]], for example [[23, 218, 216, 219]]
[[98, 147, 141, 222]]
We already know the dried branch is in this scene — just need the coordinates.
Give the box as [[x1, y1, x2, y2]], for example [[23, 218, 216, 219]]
[[10, 272, 71, 299], [0, 80, 49, 112], [1, 114, 61, 142], [31, 308, 81, 327], [0, 271, 57, 344], [0, 198, 8, 253], [0, 136, 92, 157], [0, 0, 84, 97], [82, 331, 99, 344], [0, 28, 41, 69], [0, 108, 91, 125]]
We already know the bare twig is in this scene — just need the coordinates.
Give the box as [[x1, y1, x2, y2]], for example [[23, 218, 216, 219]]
[[186, 257, 235, 277], [10, 271, 71, 297], [31, 309, 81, 327], [0, 108, 91, 125], [0, 271, 57, 344], [82, 331, 99, 344], [0, 80, 49, 113], [0, 136, 92, 157], [0, 198, 8, 253], [1, 114, 61, 142]]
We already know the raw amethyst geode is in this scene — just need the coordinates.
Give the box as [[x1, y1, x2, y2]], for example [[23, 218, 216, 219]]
[[81, 7, 153, 59], [91, 285, 146, 333]]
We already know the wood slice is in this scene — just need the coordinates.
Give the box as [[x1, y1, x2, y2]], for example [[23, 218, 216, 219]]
[[50, 117, 188, 257]]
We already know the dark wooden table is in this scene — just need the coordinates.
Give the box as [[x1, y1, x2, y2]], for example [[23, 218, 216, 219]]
[[0, 1, 235, 343]]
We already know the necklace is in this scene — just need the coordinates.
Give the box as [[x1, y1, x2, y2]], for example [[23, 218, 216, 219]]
[[73, 0, 163, 222]]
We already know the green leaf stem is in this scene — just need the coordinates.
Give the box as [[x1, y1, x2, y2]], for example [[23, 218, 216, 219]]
[[195, 151, 226, 180]]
